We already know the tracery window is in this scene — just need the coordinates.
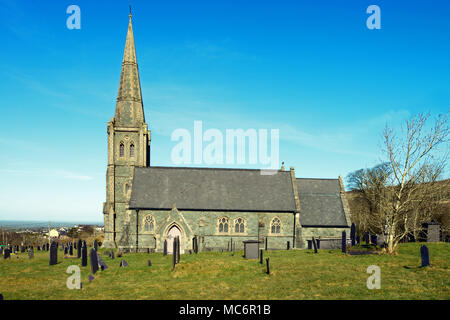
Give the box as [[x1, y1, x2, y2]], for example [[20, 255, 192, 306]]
[[143, 215, 155, 233], [218, 217, 229, 233], [119, 142, 125, 157], [130, 142, 135, 157], [234, 217, 245, 233], [271, 217, 281, 234]]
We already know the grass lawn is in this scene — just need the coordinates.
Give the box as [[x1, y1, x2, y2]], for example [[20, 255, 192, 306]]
[[0, 242, 448, 300]]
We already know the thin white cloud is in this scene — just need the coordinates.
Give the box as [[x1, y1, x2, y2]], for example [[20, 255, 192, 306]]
[[0, 169, 93, 181]]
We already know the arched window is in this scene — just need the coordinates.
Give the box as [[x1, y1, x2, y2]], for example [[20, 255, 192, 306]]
[[234, 217, 245, 233], [119, 142, 125, 157], [143, 215, 155, 233], [130, 142, 135, 158], [218, 217, 229, 233], [271, 217, 281, 234]]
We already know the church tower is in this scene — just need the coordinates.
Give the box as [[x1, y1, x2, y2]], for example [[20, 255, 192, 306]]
[[103, 13, 151, 248]]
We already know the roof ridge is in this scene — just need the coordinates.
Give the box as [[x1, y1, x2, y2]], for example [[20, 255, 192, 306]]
[[136, 166, 288, 173]]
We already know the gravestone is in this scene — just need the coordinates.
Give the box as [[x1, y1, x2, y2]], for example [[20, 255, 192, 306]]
[[356, 235, 360, 245], [69, 244, 73, 256], [120, 260, 128, 267], [265, 237, 268, 251], [287, 241, 290, 250], [148, 260, 152, 267], [90, 249, 99, 275], [46, 243, 49, 251], [77, 240, 82, 258], [260, 249, 263, 264], [88, 275, 95, 282], [97, 254, 108, 271], [93, 240, 98, 252], [364, 232, 370, 245], [37, 245, 40, 251], [420, 245, 430, 267], [110, 251, 115, 260], [341, 231, 347, 254], [350, 223, 356, 246], [49, 242, 58, 266], [371, 235, 378, 246], [163, 240, 167, 256], [64, 246, 68, 255], [266, 258, 270, 275], [81, 243, 87, 267], [4, 249, 10, 259], [312, 237, 318, 253], [28, 248, 34, 259], [176, 236, 180, 264], [172, 238, 176, 270], [21, 246, 25, 253]]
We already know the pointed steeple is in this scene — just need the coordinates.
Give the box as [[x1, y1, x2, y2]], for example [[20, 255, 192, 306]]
[[114, 12, 145, 127]]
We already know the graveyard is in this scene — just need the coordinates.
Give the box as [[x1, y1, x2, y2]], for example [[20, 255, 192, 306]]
[[0, 242, 448, 300]]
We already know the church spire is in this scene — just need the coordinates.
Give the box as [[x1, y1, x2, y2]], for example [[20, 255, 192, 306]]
[[114, 12, 145, 127]]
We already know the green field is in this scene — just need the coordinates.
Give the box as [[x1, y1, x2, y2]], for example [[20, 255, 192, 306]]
[[0, 243, 448, 300]]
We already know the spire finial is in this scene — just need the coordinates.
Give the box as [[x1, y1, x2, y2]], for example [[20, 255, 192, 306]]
[[129, 2, 132, 19]]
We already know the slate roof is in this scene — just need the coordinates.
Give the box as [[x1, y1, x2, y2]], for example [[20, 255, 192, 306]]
[[296, 178, 349, 227], [129, 167, 350, 227], [129, 167, 297, 212]]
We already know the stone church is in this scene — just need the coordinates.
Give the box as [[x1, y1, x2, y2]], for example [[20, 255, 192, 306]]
[[102, 14, 351, 252]]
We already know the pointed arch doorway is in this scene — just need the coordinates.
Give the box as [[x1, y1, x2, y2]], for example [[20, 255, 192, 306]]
[[167, 225, 181, 254]]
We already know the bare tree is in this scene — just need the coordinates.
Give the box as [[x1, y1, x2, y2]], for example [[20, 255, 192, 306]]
[[347, 112, 449, 254]]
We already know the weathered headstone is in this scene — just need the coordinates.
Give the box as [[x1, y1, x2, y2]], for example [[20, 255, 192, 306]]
[[120, 260, 128, 267], [260, 249, 263, 264], [49, 242, 58, 266], [163, 239, 167, 256], [93, 240, 98, 252], [28, 248, 34, 259], [4, 249, 10, 259], [21, 246, 25, 253], [64, 246, 68, 255], [37, 245, 40, 251], [356, 235, 360, 245], [148, 259, 152, 267], [371, 234, 378, 246], [77, 239, 82, 258], [81, 243, 87, 267], [350, 223, 356, 246], [46, 243, 49, 251], [421, 245, 430, 267], [69, 244, 73, 256], [97, 254, 108, 271], [312, 237, 318, 253], [266, 258, 270, 275], [90, 249, 99, 274], [287, 241, 290, 250], [265, 237, 268, 251], [341, 231, 347, 254]]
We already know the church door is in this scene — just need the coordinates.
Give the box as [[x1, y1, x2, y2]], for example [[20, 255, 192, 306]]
[[167, 226, 181, 254]]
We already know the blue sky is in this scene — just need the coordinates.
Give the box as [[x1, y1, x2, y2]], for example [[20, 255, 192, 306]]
[[0, 0, 448, 222]]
